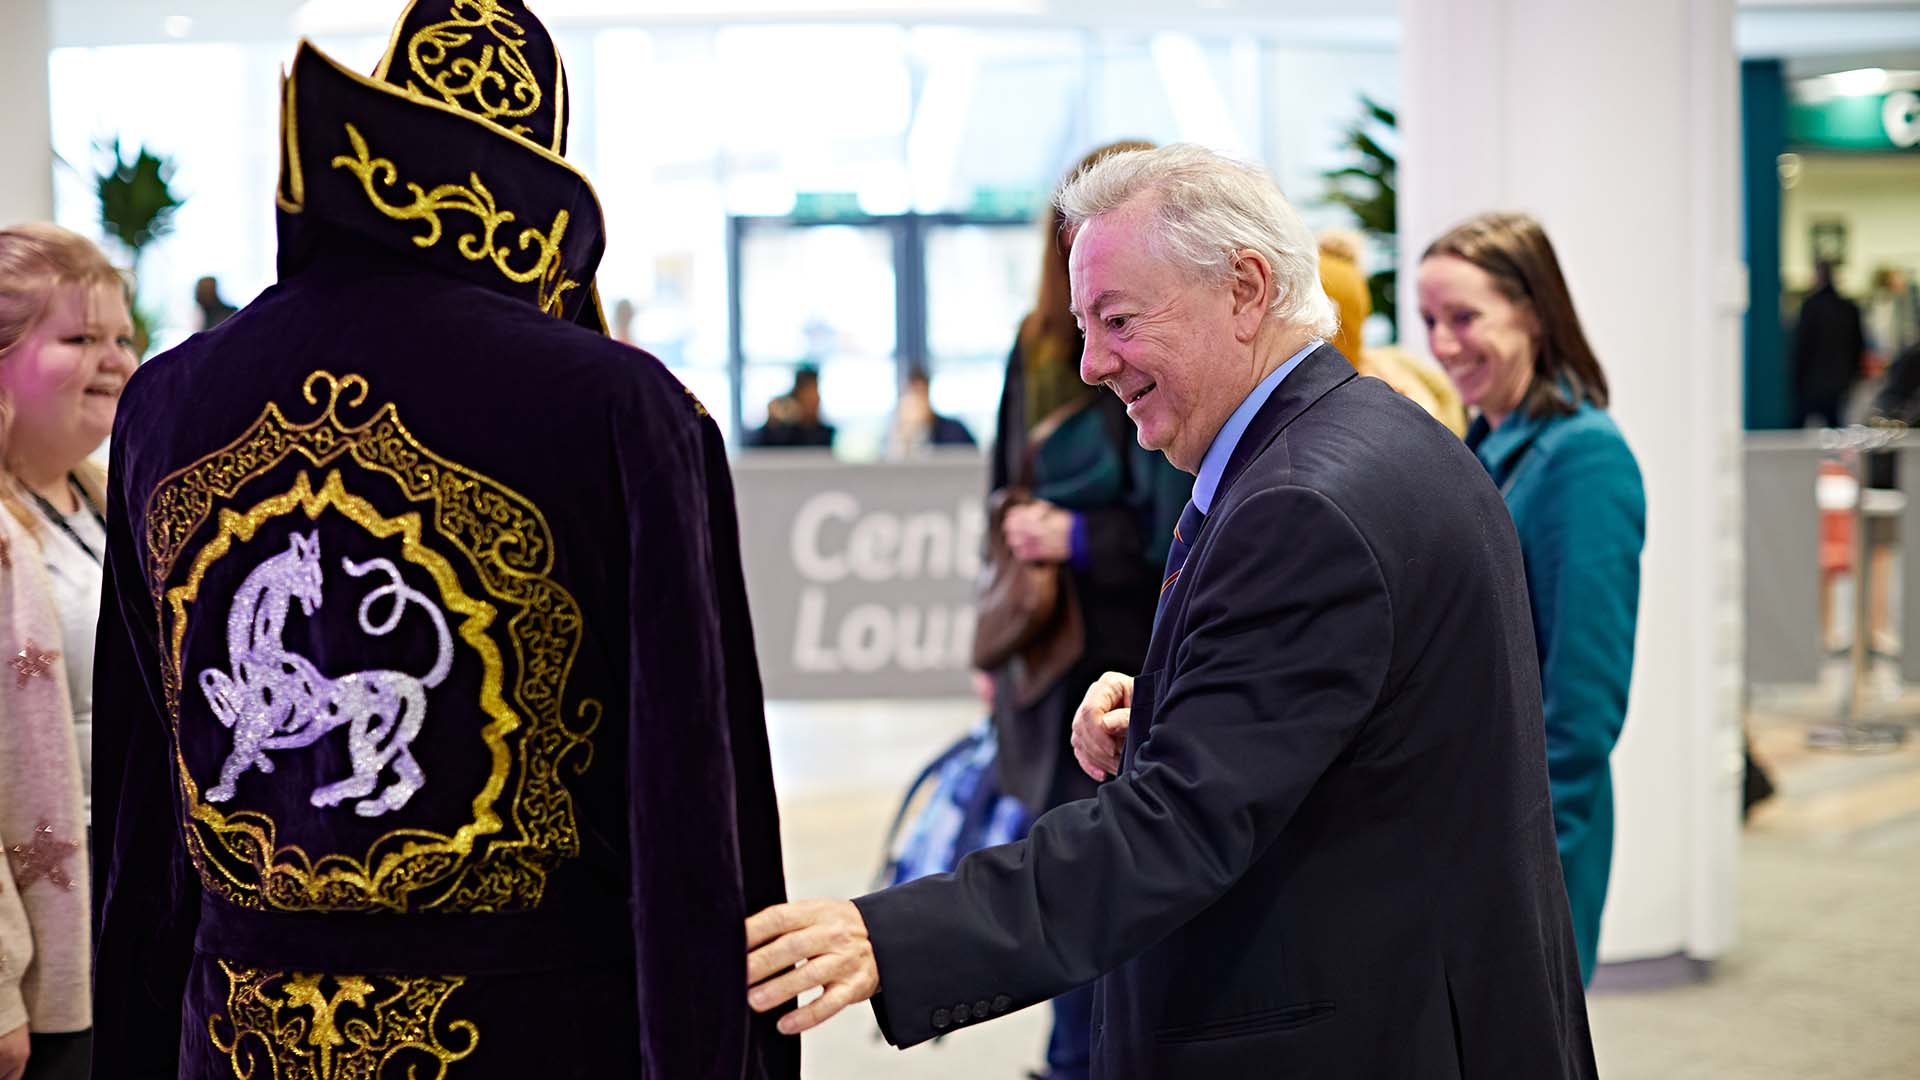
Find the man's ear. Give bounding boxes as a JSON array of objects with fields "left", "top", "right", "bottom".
[{"left": 1228, "top": 248, "right": 1274, "bottom": 341}]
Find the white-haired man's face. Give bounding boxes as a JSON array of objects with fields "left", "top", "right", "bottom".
[{"left": 1070, "top": 198, "right": 1264, "bottom": 474}]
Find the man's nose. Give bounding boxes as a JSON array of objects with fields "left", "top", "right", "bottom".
[{"left": 1080, "top": 338, "right": 1117, "bottom": 386}]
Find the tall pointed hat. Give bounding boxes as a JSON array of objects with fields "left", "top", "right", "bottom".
[{"left": 275, "top": 1, "right": 607, "bottom": 331}]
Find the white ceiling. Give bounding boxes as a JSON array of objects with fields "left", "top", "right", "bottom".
[{"left": 44, "top": 0, "right": 1920, "bottom": 62}]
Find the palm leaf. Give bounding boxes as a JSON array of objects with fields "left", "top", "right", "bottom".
[{"left": 1320, "top": 96, "right": 1400, "bottom": 338}]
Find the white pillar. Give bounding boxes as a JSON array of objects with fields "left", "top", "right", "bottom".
[
  {"left": 0, "top": 0, "right": 54, "bottom": 226},
  {"left": 1399, "top": 0, "right": 1745, "bottom": 972}
]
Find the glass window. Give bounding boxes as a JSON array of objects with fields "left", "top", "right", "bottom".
[
  {"left": 925, "top": 221, "right": 1046, "bottom": 447},
  {"left": 736, "top": 220, "right": 900, "bottom": 459},
  {"left": 44, "top": 21, "right": 1397, "bottom": 437}
]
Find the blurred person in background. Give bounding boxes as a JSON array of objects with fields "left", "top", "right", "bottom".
[
  {"left": 884, "top": 365, "right": 974, "bottom": 457},
  {"left": 1791, "top": 260, "right": 1867, "bottom": 428},
  {"left": 982, "top": 138, "right": 1188, "bottom": 1080},
  {"left": 191, "top": 276, "right": 236, "bottom": 331},
  {"left": 748, "top": 365, "right": 835, "bottom": 448},
  {"left": 0, "top": 222, "right": 133, "bottom": 1080},
  {"left": 1865, "top": 265, "right": 1919, "bottom": 365},
  {"left": 612, "top": 297, "right": 637, "bottom": 345},
  {"left": 1317, "top": 227, "right": 1466, "bottom": 435},
  {"left": 1418, "top": 211, "right": 1645, "bottom": 985}
]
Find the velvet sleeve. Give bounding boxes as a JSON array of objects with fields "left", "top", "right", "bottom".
[
  {"left": 854, "top": 486, "right": 1390, "bottom": 1047},
  {"left": 91, "top": 439, "right": 202, "bottom": 1078},
  {"left": 1528, "top": 428, "right": 1645, "bottom": 866},
  {"left": 615, "top": 409, "right": 796, "bottom": 1079}
]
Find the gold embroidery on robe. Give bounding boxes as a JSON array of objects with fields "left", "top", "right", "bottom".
[
  {"left": 148, "top": 372, "right": 600, "bottom": 913},
  {"left": 329, "top": 123, "right": 577, "bottom": 316},
  {"left": 209, "top": 959, "right": 478, "bottom": 1080}
]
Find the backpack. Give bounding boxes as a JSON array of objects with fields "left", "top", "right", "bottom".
[{"left": 874, "top": 719, "right": 1035, "bottom": 890}]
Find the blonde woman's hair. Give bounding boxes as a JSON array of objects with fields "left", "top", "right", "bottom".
[
  {"left": 1056, "top": 143, "right": 1338, "bottom": 338},
  {"left": 1316, "top": 226, "right": 1366, "bottom": 265},
  {"left": 0, "top": 223, "right": 124, "bottom": 540}
]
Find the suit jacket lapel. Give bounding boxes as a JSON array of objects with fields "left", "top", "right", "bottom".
[
  {"left": 1148, "top": 344, "right": 1356, "bottom": 655},
  {"left": 1214, "top": 344, "right": 1356, "bottom": 509}
]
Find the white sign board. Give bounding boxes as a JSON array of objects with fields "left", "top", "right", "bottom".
[{"left": 733, "top": 451, "right": 986, "bottom": 699}]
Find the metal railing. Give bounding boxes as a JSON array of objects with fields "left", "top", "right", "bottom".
[{"left": 1811, "top": 423, "right": 1910, "bottom": 752}]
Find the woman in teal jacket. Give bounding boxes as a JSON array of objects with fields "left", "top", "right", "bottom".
[{"left": 1417, "top": 212, "right": 1645, "bottom": 984}]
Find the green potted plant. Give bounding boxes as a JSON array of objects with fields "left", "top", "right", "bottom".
[
  {"left": 95, "top": 138, "right": 183, "bottom": 355},
  {"left": 1321, "top": 97, "right": 1397, "bottom": 339}
]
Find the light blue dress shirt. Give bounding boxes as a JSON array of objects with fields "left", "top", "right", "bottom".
[{"left": 1191, "top": 340, "right": 1322, "bottom": 513}]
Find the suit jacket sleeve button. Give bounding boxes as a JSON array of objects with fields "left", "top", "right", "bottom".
[
  {"left": 972, "top": 1000, "right": 990, "bottom": 1019},
  {"left": 932, "top": 1008, "right": 951, "bottom": 1030},
  {"left": 992, "top": 994, "right": 1011, "bottom": 1013},
  {"left": 954, "top": 1002, "right": 970, "bottom": 1022}
]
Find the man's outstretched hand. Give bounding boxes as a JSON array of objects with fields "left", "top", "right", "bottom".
[{"left": 746, "top": 899, "right": 881, "bottom": 1035}]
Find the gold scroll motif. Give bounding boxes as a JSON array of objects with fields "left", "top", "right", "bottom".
[
  {"left": 406, "top": 0, "right": 542, "bottom": 138},
  {"left": 209, "top": 959, "right": 477, "bottom": 1080},
  {"left": 148, "top": 372, "right": 601, "bottom": 913},
  {"left": 329, "top": 123, "right": 577, "bottom": 316}
]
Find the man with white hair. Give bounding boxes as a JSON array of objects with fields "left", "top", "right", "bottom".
[{"left": 747, "top": 144, "right": 1597, "bottom": 1078}]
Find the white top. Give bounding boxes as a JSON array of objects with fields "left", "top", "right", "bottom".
[{"left": 38, "top": 501, "right": 104, "bottom": 815}]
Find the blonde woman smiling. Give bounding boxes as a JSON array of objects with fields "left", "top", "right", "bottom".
[{"left": 0, "top": 223, "right": 135, "bottom": 1080}]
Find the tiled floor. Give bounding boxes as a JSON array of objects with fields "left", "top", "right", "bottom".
[{"left": 763, "top": 695, "right": 1920, "bottom": 1078}]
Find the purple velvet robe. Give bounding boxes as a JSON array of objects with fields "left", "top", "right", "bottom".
[{"left": 89, "top": 30, "right": 797, "bottom": 1080}]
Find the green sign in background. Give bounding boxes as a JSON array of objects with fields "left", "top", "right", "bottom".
[{"left": 1789, "top": 90, "right": 1920, "bottom": 151}]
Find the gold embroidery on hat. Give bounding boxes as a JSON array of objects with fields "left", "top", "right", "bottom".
[
  {"left": 406, "top": 0, "right": 543, "bottom": 140},
  {"left": 148, "top": 371, "right": 601, "bottom": 913},
  {"left": 329, "top": 123, "right": 577, "bottom": 316},
  {"left": 302, "top": 41, "right": 606, "bottom": 247},
  {"left": 277, "top": 69, "right": 306, "bottom": 214},
  {"left": 209, "top": 959, "right": 478, "bottom": 1080}
]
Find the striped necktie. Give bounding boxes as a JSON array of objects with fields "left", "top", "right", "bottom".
[{"left": 1160, "top": 500, "right": 1207, "bottom": 600}]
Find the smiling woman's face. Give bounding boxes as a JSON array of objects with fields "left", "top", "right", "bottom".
[
  {"left": 2, "top": 280, "right": 137, "bottom": 471},
  {"left": 1416, "top": 254, "right": 1539, "bottom": 429}
]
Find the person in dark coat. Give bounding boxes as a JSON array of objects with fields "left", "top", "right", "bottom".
[
  {"left": 193, "top": 276, "right": 238, "bottom": 330},
  {"left": 746, "top": 144, "right": 1595, "bottom": 1079},
  {"left": 88, "top": 6, "right": 797, "bottom": 1078},
  {"left": 747, "top": 366, "right": 835, "bottom": 449},
  {"left": 1792, "top": 260, "right": 1867, "bottom": 428}
]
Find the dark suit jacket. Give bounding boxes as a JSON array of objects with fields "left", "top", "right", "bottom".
[
  {"left": 855, "top": 346, "right": 1595, "bottom": 1078},
  {"left": 91, "top": 244, "right": 797, "bottom": 1079}
]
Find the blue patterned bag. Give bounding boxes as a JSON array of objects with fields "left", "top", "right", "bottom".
[{"left": 876, "top": 719, "right": 1035, "bottom": 889}]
